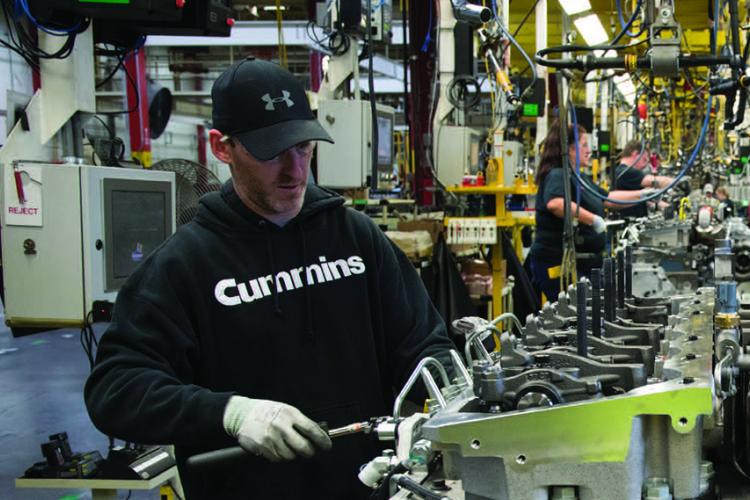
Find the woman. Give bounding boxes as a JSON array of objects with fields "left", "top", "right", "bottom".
[
  {"left": 715, "top": 186, "right": 735, "bottom": 220},
  {"left": 528, "top": 121, "right": 649, "bottom": 302}
]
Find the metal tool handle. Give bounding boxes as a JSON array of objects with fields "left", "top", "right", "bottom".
[{"left": 186, "top": 446, "right": 248, "bottom": 470}]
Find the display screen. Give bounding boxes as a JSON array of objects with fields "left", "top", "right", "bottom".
[
  {"left": 522, "top": 103, "right": 539, "bottom": 117},
  {"left": 103, "top": 178, "right": 172, "bottom": 292},
  {"left": 376, "top": 114, "right": 393, "bottom": 165},
  {"left": 111, "top": 190, "right": 166, "bottom": 280},
  {"left": 470, "top": 138, "right": 480, "bottom": 173}
]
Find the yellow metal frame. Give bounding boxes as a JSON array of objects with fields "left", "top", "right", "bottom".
[{"left": 447, "top": 158, "right": 536, "bottom": 319}]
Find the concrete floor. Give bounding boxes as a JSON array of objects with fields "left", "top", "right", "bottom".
[{"left": 0, "top": 314, "right": 164, "bottom": 500}]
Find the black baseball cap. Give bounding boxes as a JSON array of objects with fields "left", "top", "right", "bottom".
[{"left": 211, "top": 56, "right": 333, "bottom": 161}]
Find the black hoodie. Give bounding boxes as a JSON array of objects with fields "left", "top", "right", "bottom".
[{"left": 84, "top": 182, "right": 455, "bottom": 499}]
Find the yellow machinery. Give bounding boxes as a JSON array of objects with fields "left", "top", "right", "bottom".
[{"left": 446, "top": 159, "right": 536, "bottom": 318}]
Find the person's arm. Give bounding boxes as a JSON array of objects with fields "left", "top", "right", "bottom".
[
  {"left": 642, "top": 174, "right": 674, "bottom": 189},
  {"left": 605, "top": 189, "right": 649, "bottom": 209},
  {"left": 85, "top": 261, "right": 330, "bottom": 462},
  {"left": 546, "top": 197, "right": 598, "bottom": 225},
  {"left": 84, "top": 282, "right": 233, "bottom": 447}
]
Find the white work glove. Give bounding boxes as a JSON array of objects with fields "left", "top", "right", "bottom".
[
  {"left": 223, "top": 396, "right": 332, "bottom": 462},
  {"left": 591, "top": 215, "right": 607, "bottom": 234}
]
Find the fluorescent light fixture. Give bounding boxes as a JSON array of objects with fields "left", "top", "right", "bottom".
[
  {"left": 593, "top": 49, "right": 618, "bottom": 58},
  {"left": 614, "top": 74, "right": 636, "bottom": 105},
  {"left": 558, "top": 0, "right": 592, "bottom": 15},
  {"left": 573, "top": 13, "right": 609, "bottom": 46},
  {"left": 263, "top": 4, "right": 286, "bottom": 11}
]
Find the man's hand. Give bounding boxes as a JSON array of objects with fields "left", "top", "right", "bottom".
[
  {"left": 640, "top": 187, "right": 660, "bottom": 198},
  {"left": 223, "top": 396, "right": 332, "bottom": 462},
  {"left": 591, "top": 215, "right": 607, "bottom": 234}
]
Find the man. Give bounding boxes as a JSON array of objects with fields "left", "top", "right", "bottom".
[
  {"left": 84, "top": 57, "right": 455, "bottom": 499},
  {"left": 614, "top": 140, "right": 675, "bottom": 218},
  {"left": 697, "top": 182, "right": 720, "bottom": 210}
]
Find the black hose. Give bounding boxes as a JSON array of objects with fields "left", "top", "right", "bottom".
[
  {"left": 366, "top": 0, "right": 378, "bottom": 191},
  {"left": 391, "top": 475, "right": 451, "bottom": 500}
]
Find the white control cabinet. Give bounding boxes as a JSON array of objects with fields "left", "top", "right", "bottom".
[
  {"left": 1, "top": 163, "right": 175, "bottom": 328},
  {"left": 436, "top": 126, "right": 482, "bottom": 186},
  {"left": 316, "top": 100, "right": 395, "bottom": 189},
  {"left": 317, "top": 100, "right": 372, "bottom": 188}
]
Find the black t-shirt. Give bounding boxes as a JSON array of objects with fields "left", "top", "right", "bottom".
[
  {"left": 722, "top": 198, "right": 736, "bottom": 219},
  {"left": 530, "top": 167, "right": 607, "bottom": 261},
  {"left": 614, "top": 163, "right": 647, "bottom": 218}
]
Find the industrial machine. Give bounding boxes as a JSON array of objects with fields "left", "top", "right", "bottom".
[
  {"left": 1, "top": 163, "right": 176, "bottom": 329},
  {"left": 352, "top": 234, "right": 750, "bottom": 499},
  {"left": 317, "top": 100, "right": 396, "bottom": 189}
]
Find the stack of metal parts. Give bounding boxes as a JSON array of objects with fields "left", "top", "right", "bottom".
[
  {"left": 620, "top": 214, "right": 705, "bottom": 293},
  {"left": 360, "top": 246, "right": 750, "bottom": 500}
]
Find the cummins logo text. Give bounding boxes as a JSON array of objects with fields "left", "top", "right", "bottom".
[{"left": 214, "top": 254, "right": 366, "bottom": 306}]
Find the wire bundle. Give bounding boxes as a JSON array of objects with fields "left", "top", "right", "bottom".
[
  {"left": 0, "top": 0, "right": 89, "bottom": 68},
  {"left": 305, "top": 20, "right": 350, "bottom": 56},
  {"left": 80, "top": 311, "right": 98, "bottom": 371}
]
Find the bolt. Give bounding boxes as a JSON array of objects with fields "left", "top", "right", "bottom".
[
  {"left": 645, "top": 483, "right": 671, "bottom": 499},
  {"left": 431, "top": 479, "right": 449, "bottom": 491}
]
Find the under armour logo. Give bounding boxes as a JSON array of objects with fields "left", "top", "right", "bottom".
[{"left": 261, "top": 91, "right": 294, "bottom": 111}]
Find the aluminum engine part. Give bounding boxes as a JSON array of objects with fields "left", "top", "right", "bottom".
[{"left": 416, "top": 289, "right": 715, "bottom": 500}]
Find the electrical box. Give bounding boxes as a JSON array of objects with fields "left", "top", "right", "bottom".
[
  {"left": 596, "top": 130, "right": 612, "bottom": 159},
  {"left": 317, "top": 100, "right": 395, "bottom": 189},
  {"left": 1, "top": 164, "right": 175, "bottom": 329},
  {"left": 364, "top": 0, "right": 392, "bottom": 41},
  {"left": 436, "top": 126, "right": 482, "bottom": 186},
  {"left": 502, "top": 141, "right": 524, "bottom": 186}
]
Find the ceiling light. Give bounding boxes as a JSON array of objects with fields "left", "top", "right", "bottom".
[
  {"left": 573, "top": 13, "right": 609, "bottom": 46},
  {"left": 262, "top": 5, "right": 286, "bottom": 11},
  {"left": 614, "top": 74, "right": 636, "bottom": 105},
  {"left": 593, "top": 49, "right": 617, "bottom": 58},
  {"left": 558, "top": 0, "right": 592, "bottom": 15}
]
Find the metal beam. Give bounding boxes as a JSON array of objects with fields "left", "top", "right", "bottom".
[
  {"left": 356, "top": 76, "right": 411, "bottom": 94},
  {"left": 145, "top": 20, "right": 408, "bottom": 47}
]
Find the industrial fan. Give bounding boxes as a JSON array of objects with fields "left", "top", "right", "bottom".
[{"left": 150, "top": 159, "right": 222, "bottom": 226}]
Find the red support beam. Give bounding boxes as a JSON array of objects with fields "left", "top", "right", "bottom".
[
  {"left": 309, "top": 51, "right": 322, "bottom": 92},
  {"left": 197, "top": 124, "right": 207, "bottom": 166},
  {"left": 408, "top": 0, "right": 436, "bottom": 206},
  {"left": 124, "top": 49, "right": 151, "bottom": 167}
]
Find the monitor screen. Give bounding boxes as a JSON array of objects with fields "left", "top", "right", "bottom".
[
  {"left": 103, "top": 179, "right": 172, "bottom": 292},
  {"left": 376, "top": 113, "right": 393, "bottom": 165},
  {"left": 469, "top": 137, "right": 480, "bottom": 174}
]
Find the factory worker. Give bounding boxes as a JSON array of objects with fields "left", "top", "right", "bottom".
[
  {"left": 529, "top": 121, "right": 653, "bottom": 302},
  {"left": 614, "top": 139, "right": 676, "bottom": 218},
  {"left": 85, "top": 57, "right": 455, "bottom": 500}
]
